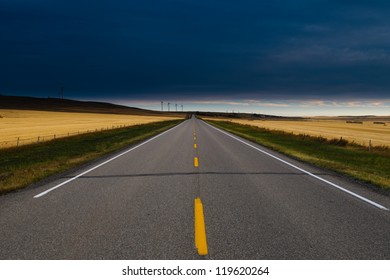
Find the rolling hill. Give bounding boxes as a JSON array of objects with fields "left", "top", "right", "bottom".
[{"left": 0, "top": 95, "right": 183, "bottom": 117}]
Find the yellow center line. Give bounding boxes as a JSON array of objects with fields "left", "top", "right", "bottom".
[
  {"left": 194, "top": 157, "right": 199, "bottom": 167},
  {"left": 194, "top": 143, "right": 197, "bottom": 149},
  {"left": 194, "top": 198, "right": 208, "bottom": 255}
]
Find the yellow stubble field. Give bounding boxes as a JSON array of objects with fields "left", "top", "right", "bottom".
[
  {"left": 0, "top": 110, "right": 180, "bottom": 148},
  {"left": 207, "top": 117, "right": 390, "bottom": 147}
]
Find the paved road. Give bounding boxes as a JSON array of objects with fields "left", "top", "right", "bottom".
[{"left": 1, "top": 116, "right": 390, "bottom": 259}]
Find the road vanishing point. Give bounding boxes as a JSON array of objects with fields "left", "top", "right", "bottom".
[{"left": 1, "top": 116, "right": 390, "bottom": 259}]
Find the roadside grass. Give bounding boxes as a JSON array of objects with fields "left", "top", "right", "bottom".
[
  {"left": 211, "top": 117, "right": 390, "bottom": 147},
  {"left": 0, "top": 119, "right": 182, "bottom": 194},
  {"left": 207, "top": 120, "right": 390, "bottom": 190}
]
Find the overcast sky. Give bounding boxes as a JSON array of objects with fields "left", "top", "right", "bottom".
[{"left": 1, "top": 0, "right": 390, "bottom": 115}]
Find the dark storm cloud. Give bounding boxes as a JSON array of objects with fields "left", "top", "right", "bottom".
[{"left": 1, "top": 0, "right": 390, "bottom": 100}]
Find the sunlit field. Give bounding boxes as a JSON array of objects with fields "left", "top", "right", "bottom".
[
  {"left": 0, "top": 110, "right": 181, "bottom": 148},
  {"left": 205, "top": 117, "right": 390, "bottom": 147}
]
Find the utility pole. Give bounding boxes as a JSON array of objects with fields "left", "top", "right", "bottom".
[
  {"left": 175, "top": 103, "right": 178, "bottom": 112},
  {"left": 161, "top": 101, "right": 163, "bottom": 112},
  {"left": 60, "top": 86, "right": 64, "bottom": 99},
  {"left": 181, "top": 104, "right": 183, "bottom": 112},
  {"left": 168, "top": 102, "right": 171, "bottom": 112}
]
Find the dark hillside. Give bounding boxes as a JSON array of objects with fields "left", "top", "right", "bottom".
[{"left": 0, "top": 95, "right": 184, "bottom": 117}]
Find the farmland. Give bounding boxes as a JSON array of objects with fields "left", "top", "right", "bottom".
[
  {"left": 204, "top": 116, "right": 390, "bottom": 147},
  {"left": 0, "top": 109, "right": 181, "bottom": 148}
]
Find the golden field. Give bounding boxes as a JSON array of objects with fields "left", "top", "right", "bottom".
[
  {"left": 206, "top": 117, "right": 390, "bottom": 147},
  {"left": 0, "top": 110, "right": 181, "bottom": 148}
]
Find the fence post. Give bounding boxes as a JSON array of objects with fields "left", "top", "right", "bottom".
[
  {"left": 37, "top": 136, "right": 40, "bottom": 143},
  {"left": 368, "top": 140, "right": 372, "bottom": 151},
  {"left": 17, "top": 137, "right": 19, "bottom": 147}
]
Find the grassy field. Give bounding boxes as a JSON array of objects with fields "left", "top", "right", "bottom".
[
  {"left": 204, "top": 117, "right": 390, "bottom": 147},
  {"left": 206, "top": 120, "right": 390, "bottom": 190},
  {"left": 0, "top": 109, "right": 180, "bottom": 148},
  {"left": 0, "top": 119, "right": 182, "bottom": 194}
]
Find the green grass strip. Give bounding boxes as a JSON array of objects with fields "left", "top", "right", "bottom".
[
  {"left": 207, "top": 120, "right": 390, "bottom": 190},
  {"left": 0, "top": 119, "right": 183, "bottom": 194}
]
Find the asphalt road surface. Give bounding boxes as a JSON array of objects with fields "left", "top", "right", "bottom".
[{"left": 1, "top": 116, "right": 390, "bottom": 259}]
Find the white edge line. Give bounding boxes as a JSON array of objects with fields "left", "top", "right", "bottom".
[
  {"left": 34, "top": 121, "right": 186, "bottom": 198},
  {"left": 203, "top": 121, "right": 389, "bottom": 211}
]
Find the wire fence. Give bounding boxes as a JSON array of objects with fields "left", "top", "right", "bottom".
[{"left": 0, "top": 123, "right": 142, "bottom": 149}]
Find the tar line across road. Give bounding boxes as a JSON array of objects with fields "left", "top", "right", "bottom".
[
  {"left": 1, "top": 116, "right": 390, "bottom": 259},
  {"left": 203, "top": 121, "right": 388, "bottom": 212},
  {"left": 33, "top": 121, "right": 186, "bottom": 198}
]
